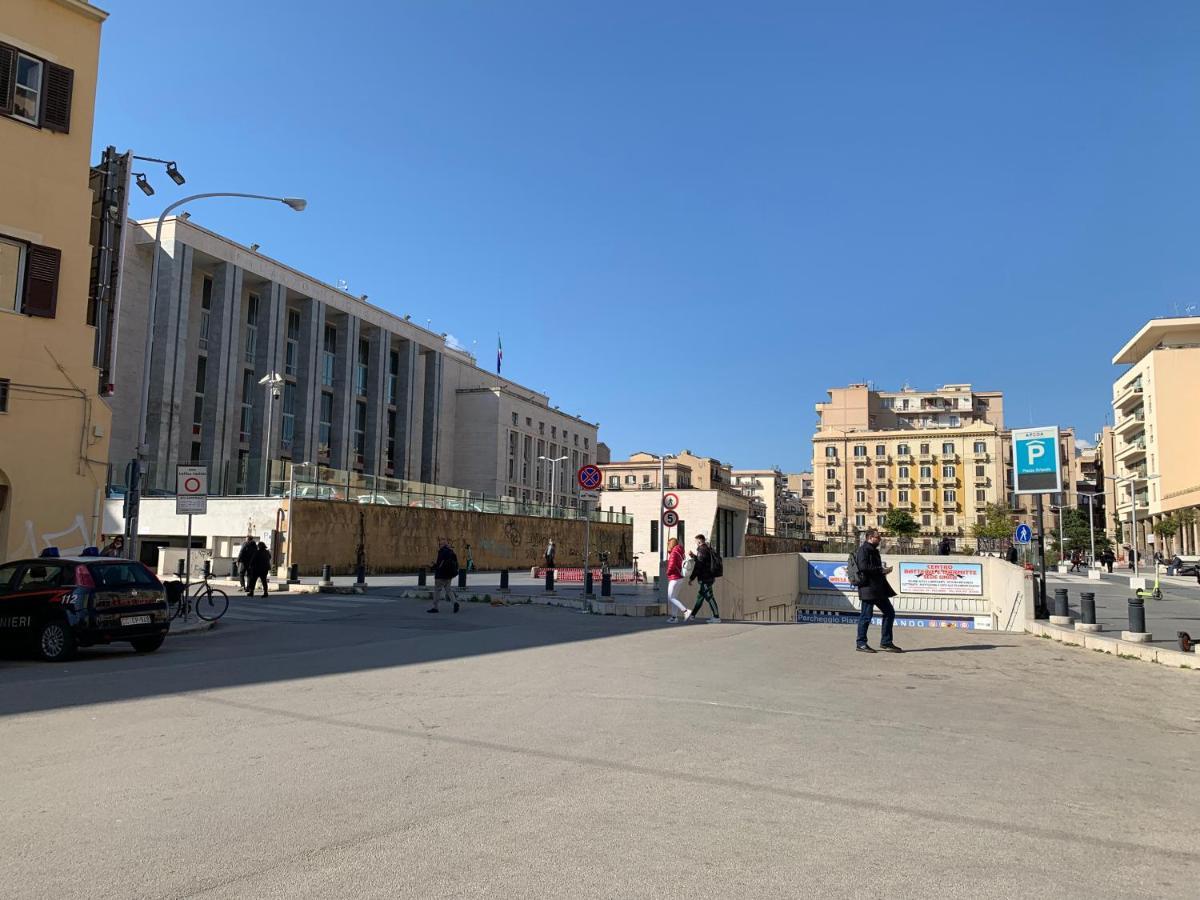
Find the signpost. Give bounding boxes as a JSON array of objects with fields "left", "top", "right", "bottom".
[
  {"left": 577, "top": 465, "right": 603, "bottom": 599},
  {"left": 176, "top": 465, "right": 208, "bottom": 594},
  {"left": 662, "top": 509, "right": 679, "bottom": 529},
  {"left": 1011, "top": 427, "right": 1062, "bottom": 619},
  {"left": 1014, "top": 524, "right": 1032, "bottom": 545},
  {"left": 662, "top": 492, "right": 680, "bottom": 511}
]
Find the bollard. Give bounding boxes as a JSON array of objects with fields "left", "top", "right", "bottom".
[
  {"left": 319, "top": 564, "right": 333, "bottom": 588},
  {"left": 458, "top": 568, "right": 467, "bottom": 589},
  {"left": 356, "top": 564, "right": 366, "bottom": 585},
  {"left": 499, "top": 569, "right": 509, "bottom": 591},
  {"left": 1127, "top": 597, "right": 1146, "bottom": 635},
  {"left": 418, "top": 567, "right": 427, "bottom": 587},
  {"left": 175, "top": 558, "right": 186, "bottom": 579},
  {"left": 1053, "top": 588, "right": 1069, "bottom": 618},
  {"left": 601, "top": 572, "right": 612, "bottom": 597},
  {"left": 202, "top": 559, "right": 211, "bottom": 579},
  {"left": 584, "top": 570, "right": 594, "bottom": 596},
  {"left": 287, "top": 563, "right": 300, "bottom": 584},
  {"left": 1080, "top": 592, "right": 1096, "bottom": 624},
  {"left": 545, "top": 569, "right": 555, "bottom": 592}
]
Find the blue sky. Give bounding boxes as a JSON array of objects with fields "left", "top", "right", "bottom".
[{"left": 94, "top": 1, "right": 1200, "bottom": 470}]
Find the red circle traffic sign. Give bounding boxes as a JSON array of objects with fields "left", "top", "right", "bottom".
[
  {"left": 662, "top": 509, "right": 679, "bottom": 528},
  {"left": 577, "top": 464, "right": 602, "bottom": 490},
  {"left": 662, "top": 492, "right": 679, "bottom": 510},
  {"left": 183, "top": 477, "right": 202, "bottom": 493}
]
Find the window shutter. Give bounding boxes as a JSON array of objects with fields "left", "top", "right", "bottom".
[
  {"left": 0, "top": 43, "right": 14, "bottom": 116},
  {"left": 41, "top": 63, "right": 73, "bottom": 133},
  {"left": 22, "top": 244, "right": 61, "bottom": 318}
]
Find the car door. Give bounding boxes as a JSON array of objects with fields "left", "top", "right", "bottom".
[
  {"left": 2, "top": 562, "right": 69, "bottom": 647},
  {"left": 0, "top": 562, "right": 26, "bottom": 648}
]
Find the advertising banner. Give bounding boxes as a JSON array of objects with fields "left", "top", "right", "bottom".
[
  {"left": 807, "top": 560, "right": 855, "bottom": 592},
  {"left": 796, "top": 610, "right": 983, "bottom": 630},
  {"left": 898, "top": 561, "right": 983, "bottom": 596}
]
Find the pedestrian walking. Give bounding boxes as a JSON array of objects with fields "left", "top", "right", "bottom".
[
  {"left": 665, "top": 537, "right": 692, "bottom": 623},
  {"left": 1101, "top": 548, "right": 1115, "bottom": 573},
  {"left": 687, "top": 534, "right": 721, "bottom": 623},
  {"left": 545, "top": 539, "right": 556, "bottom": 571},
  {"left": 429, "top": 539, "right": 460, "bottom": 614},
  {"left": 853, "top": 528, "right": 902, "bottom": 653},
  {"left": 248, "top": 541, "right": 272, "bottom": 597},
  {"left": 1070, "top": 549, "right": 1083, "bottom": 573},
  {"left": 937, "top": 536, "right": 952, "bottom": 555},
  {"left": 236, "top": 537, "right": 257, "bottom": 590},
  {"left": 465, "top": 543, "right": 475, "bottom": 572}
]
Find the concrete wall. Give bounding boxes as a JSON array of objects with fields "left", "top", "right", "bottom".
[
  {"left": 287, "top": 500, "right": 633, "bottom": 575},
  {"left": 711, "top": 551, "right": 1033, "bottom": 631}
]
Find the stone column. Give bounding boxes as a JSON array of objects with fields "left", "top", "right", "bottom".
[
  {"left": 420, "top": 349, "right": 442, "bottom": 483},
  {"left": 364, "top": 327, "right": 391, "bottom": 476},
  {"left": 200, "top": 262, "right": 239, "bottom": 489},
  {"left": 292, "top": 297, "right": 321, "bottom": 465},
  {"left": 329, "top": 314, "right": 359, "bottom": 470}
]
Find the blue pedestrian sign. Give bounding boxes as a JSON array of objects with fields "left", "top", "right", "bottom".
[
  {"left": 1011, "top": 426, "right": 1062, "bottom": 495},
  {"left": 1014, "top": 524, "right": 1032, "bottom": 545}
]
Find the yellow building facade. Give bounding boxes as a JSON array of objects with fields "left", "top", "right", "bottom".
[{"left": 0, "top": 0, "right": 110, "bottom": 558}]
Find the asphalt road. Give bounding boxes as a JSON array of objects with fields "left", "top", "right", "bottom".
[
  {"left": 1046, "top": 569, "right": 1200, "bottom": 646},
  {"left": 2, "top": 590, "right": 1199, "bottom": 899}
]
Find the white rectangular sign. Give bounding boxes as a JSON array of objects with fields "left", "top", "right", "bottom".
[
  {"left": 176, "top": 465, "right": 209, "bottom": 515},
  {"left": 898, "top": 561, "right": 984, "bottom": 596},
  {"left": 579, "top": 490, "right": 600, "bottom": 500}
]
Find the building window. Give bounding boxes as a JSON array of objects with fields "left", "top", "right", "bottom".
[
  {"left": 12, "top": 53, "right": 44, "bottom": 125},
  {"left": 318, "top": 392, "right": 333, "bottom": 454},
  {"left": 855, "top": 514, "right": 866, "bottom": 527},
  {"left": 285, "top": 309, "right": 300, "bottom": 377},
  {"left": 0, "top": 237, "right": 25, "bottom": 312},
  {"left": 0, "top": 378, "right": 8, "bottom": 412},
  {"left": 974, "top": 441, "right": 987, "bottom": 454},
  {"left": 827, "top": 515, "right": 836, "bottom": 526},
  {"left": 946, "top": 514, "right": 955, "bottom": 526},
  {"left": 386, "top": 410, "right": 397, "bottom": 470},
  {"left": 877, "top": 490, "right": 887, "bottom": 503},
  {"left": 826, "top": 467, "right": 836, "bottom": 479},
  {"left": 322, "top": 324, "right": 336, "bottom": 387},
  {"left": 920, "top": 443, "right": 930, "bottom": 454},
  {"left": 876, "top": 467, "right": 886, "bottom": 479},
  {"left": 239, "top": 369, "right": 254, "bottom": 441},
  {"left": 190, "top": 441, "right": 201, "bottom": 464},
  {"left": 898, "top": 490, "right": 909, "bottom": 502},
  {"left": 388, "top": 350, "right": 399, "bottom": 405},
  {"left": 877, "top": 514, "right": 886, "bottom": 526},
  {"left": 896, "top": 443, "right": 909, "bottom": 455},
  {"left": 853, "top": 445, "right": 866, "bottom": 457},
  {"left": 192, "top": 355, "right": 207, "bottom": 430},
  {"left": 942, "top": 442, "right": 954, "bottom": 454},
  {"left": 650, "top": 520, "right": 659, "bottom": 553},
  {"left": 875, "top": 444, "right": 886, "bottom": 457},
  {"left": 948, "top": 416, "right": 960, "bottom": 426},
  {"left": 512, "top": 412, "right": 518, "bottom": 426},
  {"left": 625, "top": 475, "right": 636, "bottom": 484},
  {"left": 825, "top": 446, "right": 837, "bottom": 458},
  {"left": 942, "top": 465, "right": 955, "bottom": 478},
  {"left": 975, "top": 465, "right": 985, "bottom": 477},
  {"left": 898, "top": 466, "right": 909, "bottom": 478},
  {"left": 826, "top": 491, "right": 836, "bottom": 502},
  {"left": 281, "top": 383, "right": 296, "bottom": 449},
  {"left": 922, "top": 514, "right": 931, "bottom": 526},
  {"left": 539, "top": 421, "right": 545, "bottom": 435},
  {"left": 943, "top": 489, "right": 957, "bottom": 503},
  {"left": 921, "top": 490, "right": 931, "bottom": 502},
  {"left": 976, "top": 489, "right": 986, "bottom": 502},
  {"left": 584, "top": 437, "right": 589, "bottom": 449},
  {"left": 244, "top": 294, "right": 259, "bottom": 364},
  {"left": 881, "top": 397, "right": 894, "bottom": 409},
  {"left": 920, "top": 466, "right": 932, "bottom": 479},
  {"left": 353, "top": 403, "right": 367, "bottom": 462},
  {"left": 356, "top": 338, "right": 369, "bottom": 397},
  {"left": 199, "top": 276, "right": 213, "bottom": 350},
  {"left": 526, "top": 417, "right": 532, "bottom": 427},
  {"left": 609, "top": 476, "right": 619, "bottom": 488}
]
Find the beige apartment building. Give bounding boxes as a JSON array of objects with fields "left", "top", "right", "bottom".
[
  {"left": 1110, "top": 317, "right": 1200, "bottom": 557},
  {"left": 786, "top": 471, "right": 814, "bottom": 536},
  {"left": 0, "top": 0, "right": 111, "bottom": 558},
  {"left": 812, "top": 384, "right": 1008, "bottom": 547},
  {"left": 731, "top": 467, "right": 806, "bottom": 537}
]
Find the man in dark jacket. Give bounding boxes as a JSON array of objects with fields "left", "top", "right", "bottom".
[
  {"left": 855, "top": 529, "right": 901, "bottom": 653},
  {"left": 937, "top": 536, "right": 952, "bottom": 556},
  {"left": 237, "top": 537, "right": 257, "bottom": 590},
  {"left": 687, "top": 534, "right": 720, "bottom": 623},
  {"left": 1006, "top": 545, "right": 1019, "bottom": 565},
  {"left": 248, "top": 541, "right": 272, "bottom": 597},
  {"left": 429, "top": 539, "right": 460, "bottom": 614}
]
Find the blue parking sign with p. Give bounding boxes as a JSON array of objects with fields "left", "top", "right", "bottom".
[{"left": 1011, "top": 426, "right": 1062, "bottom": 494}]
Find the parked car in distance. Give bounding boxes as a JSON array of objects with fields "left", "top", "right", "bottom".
[
  {"left": 0, "top": 550, "right": 170, "bottom": 662},
  {"left": 284, "top": 484, "right": 345, "bottom": 501}
]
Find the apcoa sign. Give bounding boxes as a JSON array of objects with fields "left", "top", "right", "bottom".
[{"left": 1011, "top": 426, "right": 1061, "bottom": 495}]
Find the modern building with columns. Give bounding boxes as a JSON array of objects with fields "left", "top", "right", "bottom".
[{"left": 108, "top": 216, "right": 599, "bottom": 502}]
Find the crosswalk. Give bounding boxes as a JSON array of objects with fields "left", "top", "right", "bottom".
[{"left": 217, "top": 594, "right": 408, "bottom": 623}]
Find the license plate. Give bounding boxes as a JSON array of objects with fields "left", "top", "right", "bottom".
[{"left": 121, "top": 615, "right": 152, "bottom": 626}]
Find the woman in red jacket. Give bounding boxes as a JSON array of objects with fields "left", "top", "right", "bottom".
[{"left": 666, "top": 537, "right": 692, "bottom": 623}]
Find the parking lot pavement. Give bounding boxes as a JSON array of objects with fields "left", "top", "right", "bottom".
[{"left": 2, "top": 597, "right": 1199, "bottom": 899}]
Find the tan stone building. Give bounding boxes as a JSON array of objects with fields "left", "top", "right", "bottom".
[
  {"left": 731, "top": 467, "right": 806, "bottom": 537},
  {"left": 812, "top": 384, "right": 1007, "bottom": 548},
  {"left": 1110, "top": 317, "right": 1200, "bottom": 557},
  {"left": 786, "top": 471, "right": 814, "bottom": 536},
  {"left": 0, "top": 0, "right": 111, "bottom": 558}
]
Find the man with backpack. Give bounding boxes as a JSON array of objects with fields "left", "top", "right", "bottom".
[
  {"left": 687, "top": 534, "right": 722, "bottom": 623},
  {"left": 850, "top": 528, "right": 902, "bottom": 653},
  {"left": 429, "top": 539, "right": 460, "bottom": 614}
]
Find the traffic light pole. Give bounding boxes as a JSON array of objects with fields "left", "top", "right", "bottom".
[{"left": 1035, "top": 493, "right": 1048, "bottom": 618}]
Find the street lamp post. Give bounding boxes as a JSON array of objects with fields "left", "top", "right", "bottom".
[
  {"left": 259, "top": 372, "right": 284, "bottom": 494},
  {"left": 125, "top": 192, "right": 306, "bottom": 560},
  {"left": 1105, "top": 473, "right": 1160, "bottom": 583},
  {"left": 537, "top": 454, "right": 569, "bottom": 518}
]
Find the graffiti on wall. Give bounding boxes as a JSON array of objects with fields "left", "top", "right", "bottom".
[{"left": 11, "top": 514, "right": 94, "bottom": 558}]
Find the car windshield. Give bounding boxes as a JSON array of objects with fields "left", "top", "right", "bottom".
[{"left": 90, "top": 562, "right": 159, "bottom": 590}]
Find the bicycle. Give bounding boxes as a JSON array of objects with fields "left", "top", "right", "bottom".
[{"left": 169, "top": 572, "right": 229, "bottom": 621}]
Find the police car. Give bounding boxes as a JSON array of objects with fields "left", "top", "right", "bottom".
[{"left": 0, "top": 549, "right": 169, "bottom": 662}]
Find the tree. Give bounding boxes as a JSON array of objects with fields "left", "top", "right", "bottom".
[
  {"left": 970, "top": 503, "right": 1016, "bottom": 542},
  {"left": 1153, "top": 514, "right": 1181, "bottom": 552},
  {"left": 883, "top": 508, "right": 919, "bottom": 539},
  {"left": 1057, "top": 507, "right": 1111, "bottom": 555}
]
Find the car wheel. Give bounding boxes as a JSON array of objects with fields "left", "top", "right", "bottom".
[
  {"left": 37, "top": 620, "right": 76, "bottom": 663},
  {"left": 130, "top": 635, "right": 165, "bottom": 654}
]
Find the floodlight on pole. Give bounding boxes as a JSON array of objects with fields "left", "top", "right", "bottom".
[{"left": 134, "top": 173, "right": 154, "bottom": 196}]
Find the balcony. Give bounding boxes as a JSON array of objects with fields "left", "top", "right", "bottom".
[
  {"left": 972, "top": 452, "right": 990, "bottom": 462},
  {"left": 974, "top": 476, "right": 991, "bottom": 487},
  {"left": 919, "top": 498, "right": 936, "bottom": 510},
  {"left": 942, "top": 453, "right": 960, "bottom": 463},
  {"left": 894, "top": 452, "right": 913, "bottom": 463},
  {"left": 1115, "top": 408, "right": 1146, "bottom": 437},
  {"left": 1114, "top": 435, "right": 1146, "bottom": 463},
  {"left": 918, "top": 477, "right": 937, "bottom": 488},
  {"left": 1113, "top": 380, "right": 1144, "bottom": 412},
  {"left": 853, "top": 478, "right": 869, "bottom": 488},
  {"left": 917, "top": 452, "right": 935, "bottom": 463}
]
